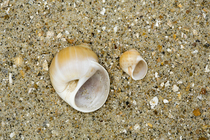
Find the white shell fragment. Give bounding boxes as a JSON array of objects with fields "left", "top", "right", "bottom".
[
  {"left": 9, "top": 73, "right": 13, "bottom": 85},
  {"left": 205, "top": 65, "right": 210, "bottom": 72},
  {"left": 42, "top": 60, "right": 48, "bottom": 71},
  {"left": 119, "top": 49, "right": 148, "bottom": 80},
  {"left": 10, "top": 132, "right": 15, "bottom": 138},
  {"left": 100, "top": 8, "right": 106, "bottom": 15},
  {"left": 150, "top": 96, "right": 158, "bottom": 109},
  {"left": 172, "top": 85, "right": 179, "bottom": 92},
  {"left": 49, "top": 44, "right": 110, "bottom": 113},
  {"left": 163, "top": 99, "right": 169, "bottom": 104}
]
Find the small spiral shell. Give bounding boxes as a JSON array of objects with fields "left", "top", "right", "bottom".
[{"left": 119, "top": 49, "right": 148, "bottom": 80}]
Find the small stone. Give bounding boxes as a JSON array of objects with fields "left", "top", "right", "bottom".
[
  {"left": 160, "top": 82, "right": 164, "bottom": 87},
  {"left": 42, "top": 60, "right": 48, "bottom": 71},
  {"left": 177, "top": 93, "right": 181, "bottom": 100},
  {"left": 180, "top": 45, "right": 184, "bottom": 49},
  {"left": 46, "top": 31, "right": 54, "bottom": 38},
  {"left": 177, "top": 80, "right": 183, "bottom": 84},
  {"left": 134, "top": 124, "right": 140, "bottom": 130},
  {"left": 178, "top": 4, "right": 182, "bottom": 8},
  {"left": 167, "top": 20, "right": 172, "bottom": 27},
  {"left": 186, "top": 10, "right": 191, "bottom": 14},
  {"left": 202, "top": 8, "right": 208, "bottom": 13},
  {"left": 192, "top": 29, "right": 198, "bottom": 35},
  {"left": 19, "top": 70, "right": 25, "bottom": 77},
  {"left": 167, "top": 48, "right": 172, "bottom": 52},
  {"left": 155, "top": 72, "right": 159, "bottom": 78},
  {"left": 192, "top": 42, "right": 197, "bottom": 47},
  {"left": 157, "top": 45, "right": 162, "bottom": 52},
  {"left": 9, "top": 73, "right": 12, "bottom": 85},
  {"left": 10, "top": 132, "right": 15, "bottom": 138},
  {"left": 193, "top": 108, "right": 201, "bottom": 116},
  {"left": 122, "top": 129, "right": 127, "bottom": 133},
  {"left": 185, "top": 84, "right": 191, "bottom": 91},
  {"left": 204, "top": 65, "right": 210, "bottom": 72},
  {"left": 192, "top": 50, "right": 198, "bottom": 54},
  {"left": 102, "top": 26, "right": 106, "bottom": 31},
  {"left": 168, "top": 113, "right": 173, "bottom": 118},
  {"left": 173, "top": 34, "right": 176, "bottom": 39},
  {"left": 57, "top": 33, "right": 62, "bottom": 38},
  {"left": 100, "top": 8, "right": 106, "bottom": 15},
  {"left": 14, "top": 56, "right": 23, "bottom": 66},
  {"left": 197, "top": 95, "right": 202, "bottom": 100},
  {"left": 66, "top": 39, "right": 75, "bottom": 44},
  {"left": 52, "top": 130, "right": 59, "bottom": 136},
  {"left": 165, "top": 81, "right": 170, "bottom": 87},
  {"left": 133, "top": 100, "right": 137, "bottom": 105},
  {"left": 172, "top": 85, "right": 179, "bottom": 92},
  {"left": 61, "top": 38, "right": 66, "bottom": 41},
  {"left": 114, "top": 26, "right": 118, "bottom": 33},
  {"left": 163, "top": 99, "right": 169, "bottom": 103},
  {"left": 147, "top": 123, "right": 153, "bottom": 128},
  {"left": 203, "top": 43, "right": 209, "bottom": 48},
  {"left": 198, "top": 137, "right": 207, "bottom": 140},
  {"left": 200, "top": 88, "right": 206, "bottom": 95},
  {"left": 1, "top": 0, "right": 9, "bottom": 8},
  {"left": 149, "top": 96, "right": 158, "bottom": 109}
]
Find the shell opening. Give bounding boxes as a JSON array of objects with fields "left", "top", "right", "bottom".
[
  {"left": 75, "top": 70, "right": 109, "bottom": 111},
  {"left": 133, "top": 60, "right": 147, "bottom": 80}
]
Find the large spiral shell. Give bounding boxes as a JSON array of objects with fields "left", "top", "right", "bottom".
[{"left": 50, "top": 44, "right": 110, "bottom": 113}]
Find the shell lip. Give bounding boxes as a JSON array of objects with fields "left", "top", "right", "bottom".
[
  {"left": 131, "top": 57, "right": 148, "bottom": 80},
  {"left": 66, "top": 61, "right": 110, "bottom": 113}
]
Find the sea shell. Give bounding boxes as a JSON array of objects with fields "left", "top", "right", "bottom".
[
  {"left": 49, "top": 44, "right": 110, "bottom": 113},
  {"left": 119, "top": 49, "right": 148, "bottom": 80}
]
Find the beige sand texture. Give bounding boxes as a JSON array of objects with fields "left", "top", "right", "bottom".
[{"left": 0, "top": 0, "right": 210, "bottom": 139}]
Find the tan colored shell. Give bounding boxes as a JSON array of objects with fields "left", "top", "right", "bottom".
[
  {"left": 50, "top": 44, "right": 110, "bottom": 113},
  {"left": 119, "top": 49, "right": 148, "bottom": 80}
]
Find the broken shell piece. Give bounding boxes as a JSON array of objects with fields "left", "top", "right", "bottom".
[{"left": 119, "top": 49, "right": 148, "bottom": 80}]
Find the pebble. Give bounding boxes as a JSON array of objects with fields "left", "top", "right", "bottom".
[
  {"left": 172, "top": 85, "right": 179, "bottom": 92},
  {"left": 150, "top": 96, "right": 158, "bottom": 109},
  {"left": 9, "top": 73, "right": 12, "bottom": 85},
  {"left": 193, "top": 108, "right": 201, "bottom": 116},
  {"left": 163, "top": 99, "right": 169, "bottom": 103},
  {"left": 165, "top": 81, "right": 170, "bottom": 87},
  {"left": 10, "top": 132, "right": 15, "bottom": 138},
  {"left": 204, "top": 65, "right": 210, "bottom": 72},
  {"left": 147, "top": 123, "right": 153, "bottom": 128},
  {"left": 56, "top": 33, "right": 62, "bottom": 38},
  {"left": 114, "top": 26, "right": 118, "bottom": 33},
  {"left": 100, "top": 8, "right": 106, "bottom": 15},
  {"left": 134, "top": 124, "right": 140, "bottom": 130},
  {"left": 200, "top": 88, "right": 206, "bottom": 95},
  {"left": 155, "top": 72, "right": 159, "bottom": 78},
  {"left": 14, "top": 56, "right": 23, "bottom": 66},
  {"left": 42, "top": 60, "right": 48, "bottom": 71},
  {"left": 46, "top": 31, "right": 54, "bottom": 38}
]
